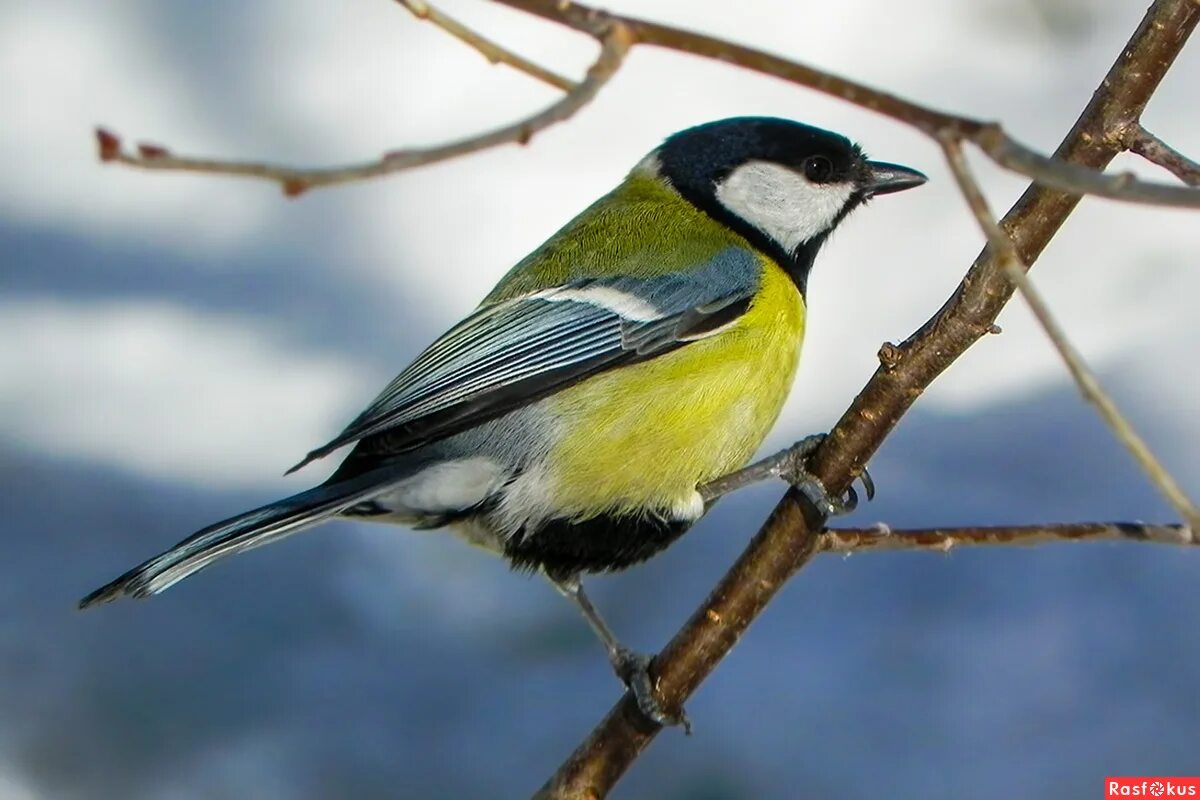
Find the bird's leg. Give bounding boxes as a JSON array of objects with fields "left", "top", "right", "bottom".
[
  {"left": 547, "top": 571, "right": 690, "bottom": 732},
  {"left": 699, "top": 433, "right": 874, "bottom": 516}
]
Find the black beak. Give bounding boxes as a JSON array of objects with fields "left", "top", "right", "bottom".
[{"left": 862, "top": 160, "right": 928, "bottom": 197}]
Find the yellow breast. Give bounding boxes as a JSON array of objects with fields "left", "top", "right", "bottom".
[{"left": 542, "top": 256, "right": 805, "bottom": 519}]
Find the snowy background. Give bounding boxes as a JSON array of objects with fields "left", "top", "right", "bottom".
[{"left": 1, "top": 1, "right": 1198, "bottom": 798}]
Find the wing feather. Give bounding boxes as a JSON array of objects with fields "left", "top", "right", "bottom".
[{"left": 287, "top": 248, "right": 764, "bottom": 472}]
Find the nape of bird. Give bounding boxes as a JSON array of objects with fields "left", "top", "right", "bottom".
[{"left": 80, "top": 117, "right": 926, "bottom": 726}]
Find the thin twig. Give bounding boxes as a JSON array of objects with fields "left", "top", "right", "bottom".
[
  {"left": 1124, "top": 122, "right": 1200, "bottom": 185},
  {"left": 822, "top": 522, "right": 1196, "bottom": 553},
  {"left": 397, "top": 0, "right": 576, "bottom": 91},
  {"left": 940, "top": 134, "right": 1200, "bottom": 533},
  {"left": 973, "top": 125, "right": 1200, "bottom": 206},
  {"left": 93, "top": 20, "right": 632, "bottom": 196}
]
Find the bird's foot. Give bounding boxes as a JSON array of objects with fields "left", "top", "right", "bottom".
[
  {"left": 778, "top": 434, "right": 875, "bottom": 518},
  {"left": 612, "top": 647, "right": 691, "bottom": 734}
]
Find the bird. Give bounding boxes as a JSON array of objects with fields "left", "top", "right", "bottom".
[{"left": 80, "top": 116, "right": 926, "bottom": 724}]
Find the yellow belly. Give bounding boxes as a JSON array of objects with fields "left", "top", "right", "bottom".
[{"left": 542, "top": 257, "right": 805, "bottom": 518}]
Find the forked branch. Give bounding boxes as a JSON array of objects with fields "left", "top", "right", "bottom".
[
  {"left": 939, "top": 135, "right": 1200, "bottom": 532},
  {"left": 1124, "top": 122, "right": 1200, "bottom": 185}
]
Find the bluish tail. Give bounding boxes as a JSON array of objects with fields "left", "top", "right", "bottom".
[{"left": 79, "top": 469, "right": 401, "bottom": 608}]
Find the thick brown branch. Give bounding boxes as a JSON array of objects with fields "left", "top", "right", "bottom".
[
  {"left": 1124, "top": 122, "right": 1200, "bottom": 185},
  {"left": 497, "top": 0, "right": 1200, "bottom": 208},
  {"left": 93, "top": 20, "right": 632, "bottom": 196},
  {"left": 537, "top": 1, "right": 1199, "bottom": 797},
  {"left": 822, "top": 522, "right": 1197, "bottom": 553}
]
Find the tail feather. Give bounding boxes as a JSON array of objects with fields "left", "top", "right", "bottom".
[{"left": 78, "top": 469, "right": 403, "bottom": 609}]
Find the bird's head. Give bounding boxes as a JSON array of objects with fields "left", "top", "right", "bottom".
[{"left": 648, "top": 117, "right": 927, "bottom": 291}]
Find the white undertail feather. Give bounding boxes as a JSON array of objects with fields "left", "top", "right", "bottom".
[
  {"left": 670, "top": 490, "right": 706, "bottom": 523},
  {"left": 493, "top": 463, "right": 557, "bottom": 539},
  {"left": 379, "top": 457, "right": 509, "bottom": 514}
]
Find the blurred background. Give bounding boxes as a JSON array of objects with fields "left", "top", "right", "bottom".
[{"left": 2, "top": 1, "right": 1198, "bottom": 797}]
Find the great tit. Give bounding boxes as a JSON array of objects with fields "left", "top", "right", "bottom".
[{"left": 80, "top": 117, "right": 925, "bottom": 723}]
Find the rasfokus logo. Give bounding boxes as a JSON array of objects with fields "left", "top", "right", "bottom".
[{"left": 1106, "top": 777, "right": 1200, "bottom": 797}]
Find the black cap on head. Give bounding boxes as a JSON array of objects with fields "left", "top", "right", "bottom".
[
  {"left": 652, "top": 117, "right": 925, "bottom": 293},
  {"left": 657, "top": 117, "right": 864, "bottom": 198}
]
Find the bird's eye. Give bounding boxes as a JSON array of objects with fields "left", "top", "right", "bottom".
[{"left": 802, "top": 155, "right": 834, "bottom": 183}]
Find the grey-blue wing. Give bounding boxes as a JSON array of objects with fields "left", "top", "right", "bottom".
[{"left": 287, "top": 247, "right": 762, "bottom": 472}]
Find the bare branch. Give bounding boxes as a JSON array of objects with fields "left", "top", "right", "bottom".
[
  {"left": 1124, "top": 122, "right": 1200, "bottom": 185},
  {"left": 940, "top": 134, "right": 1200, "bottom": 532},
  {"left": 397, "top": 0, "right": 576, "bottom": 91},
  {"left": 92, "top": 0, "right": 1200, "bottom": 207},
  {"left": 537, "top": 2, "right": 1200, "bottom": 796},
  {"left": 93, "top": 20, "right": 632, "bottom": 196},
  {"left": 496, "top": 0, "right": 1200, "bottom": 209},
  {"left": 823, "top": 522, "right": 1197, "bottom": 553},
  {"left": 974, "top": 125, "right": 1200, "bottom": 206}
]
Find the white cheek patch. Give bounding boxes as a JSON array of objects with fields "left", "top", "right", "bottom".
[{"left": 714, "top": 161, "right": 855, "bottom": 253}]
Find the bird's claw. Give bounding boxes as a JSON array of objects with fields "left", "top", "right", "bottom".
[
  {"left": 781, "top": 434, "right": 875, "bottom": 518},
  {"left": 798, "top": 477, "right": 857, "bottom": 517},
  {"left": 612, "top": 647, "right": 691, "bottom": 734}
]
